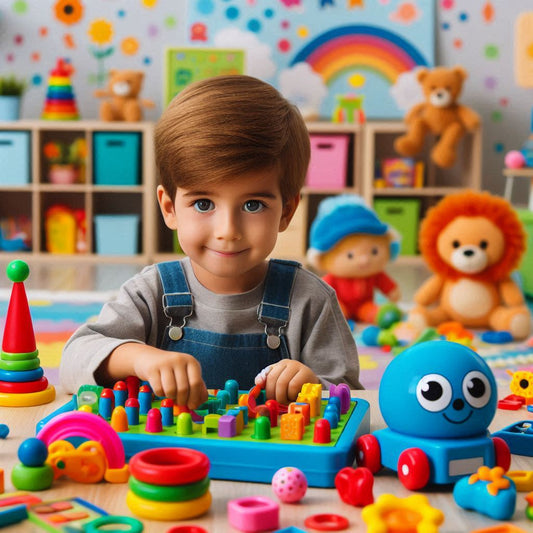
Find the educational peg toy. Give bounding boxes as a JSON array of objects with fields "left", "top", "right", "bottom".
[{"left": 0, "top": 260, "right": 55, "bottom": 407}]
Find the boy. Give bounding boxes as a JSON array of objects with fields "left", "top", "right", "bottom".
[{"left": 60, "top": 75, "right": 362, "bottom": 408}]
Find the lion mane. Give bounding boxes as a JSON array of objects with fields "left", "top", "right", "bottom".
[{"left": 419, "top": 190, "right": 526, "bottom": 282}]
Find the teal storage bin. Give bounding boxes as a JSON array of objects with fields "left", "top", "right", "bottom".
[
  {"left": 93, "top": 132, "right": 141, "bottom": 185},
  {"left": 374, "top": 198, "right": 421, "bottom": 256},
  {"left": 0, "top": 131, "right": 30, "bottom": 185},
  {"left": 94, "top": 214, "right": 140, "bottom": 255},
  {"left": 517, "top": 209, "right": 533, "bottom": 297}
]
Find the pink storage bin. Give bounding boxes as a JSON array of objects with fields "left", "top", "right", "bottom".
[{"left": 306, "top": 134, "right": 350, "bottom": 189}]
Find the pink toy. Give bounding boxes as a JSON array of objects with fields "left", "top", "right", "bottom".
[
  {"left": 505, "top": 150, "right": 526, "bottom": 169},
  {"left": 228, "top": 496, "right": 279, "bottom": 532},
  {"left": 272, "top": 466, "right": 308, "bottom": 503}
]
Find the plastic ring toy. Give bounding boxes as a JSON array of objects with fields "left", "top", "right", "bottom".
[
  {"left": 304, "top": 513, "right": 350, "bottom": 531},
  {"left": 0, "top": 358, "right": 40, "bottom": 371},
  {"left": 0, "top": 367, "right": 43, "bottom": 383},
  {"left": 129, "top": 475, "right": 210, "bottom": 502},
  {"left": 0, "top": 386, "right": 55, "bottom": 407},
  {"left": 83, "top": 515, "right": 144, "bottom": 533},
  {"left": 129, "top": 448, "right": 210, "bottom": 486},
  {"left": 126, "top": 490, "right": 212, "bottom": 521},
  {"left": 166, "top": 527, "right": 208, "bottom": 533},
  {"left": 0, "top": 351, "right": 38, "bottom": 361},
  {"left": 0, "top": 377, "right": 48, "bottom": 394}
]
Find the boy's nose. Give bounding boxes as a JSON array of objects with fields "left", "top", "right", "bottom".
[{"left": 214, "top": 211, "right": 242, "bottom": 240}]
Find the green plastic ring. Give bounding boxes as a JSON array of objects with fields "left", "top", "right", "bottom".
[
  {"left": 0, "top": 358, "right": 40, "bottom": 371},
  {"left": 83, "top": 515, "right": 144, "bottom": 533},
  {"left": 1, "top": 350, "right": 38, "bottom": 362},
  {"left": 128, "top": 475, "right": 210, "bottom": 502}
]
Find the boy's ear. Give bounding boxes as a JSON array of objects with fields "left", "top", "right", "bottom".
[
  {"left": 157, "top": 185, "right": 177, "bottom": 230},
  {"left": 278, "top": 194, "right": 300, "bottom": 232}
]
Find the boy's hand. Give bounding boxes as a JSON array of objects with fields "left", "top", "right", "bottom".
[
  {"left": 133, "top": 351, "right": 208, "bottom": 410},
  {"left": 256, "top": 360, "right": 319, "bottom": 405}
]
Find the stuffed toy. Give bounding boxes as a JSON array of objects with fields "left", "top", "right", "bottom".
[
  {"left": 307, "top": 195, "right": 401, "bottom": 324},
  {"left": 394, "top": 66, "right": 480, "bottom": 168},
  {"left": 93, "top": 70, "right": 155, "bottom": 121},
  {"left": 409, "top": 190, "right": 531, "bottom": 340}
]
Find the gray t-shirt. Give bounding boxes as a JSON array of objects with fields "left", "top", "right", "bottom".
[{"left": 59, "top": 258, "right": 362, "bottom": 393}]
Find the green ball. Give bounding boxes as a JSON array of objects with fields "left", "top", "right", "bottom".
[
  {"left": 377, "top": 330, "right": 398, "bottom": 347},
  {"left": 376, "top": 303, "right": 402, "bottom": 329},
  {"left": 11, "top": 463, "right": 54, "bottom": 491},
  {"left": 6, "top": 260, "right": 29, "bottom": 283}
]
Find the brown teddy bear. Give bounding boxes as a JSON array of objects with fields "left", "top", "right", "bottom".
[
  {"left": 394, "top": 66, "right": 480, "bottom": 168},
  {"left": 409, "top": 191, "right": 531, "bottom": 340},
  {"left": 94, "top": 70, "right": 155, "bottom": 121}
]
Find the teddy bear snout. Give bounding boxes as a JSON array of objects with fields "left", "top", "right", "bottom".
[
  {"left": 112, "top": 81, "right": 132, "bottom": 96},
  {"left": 429, "top": 89, "right": 452, "bottom": 108},
  {"left": 451, "top": 245, "right": 488, "bottom": 274}
]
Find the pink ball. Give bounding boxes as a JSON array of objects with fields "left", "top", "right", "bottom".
[
  {"left": 272, "top": 466, "right": 307, "bottom": 503},
  {"left": 504, "top": 150, "right": 526, "bottom": 169}
]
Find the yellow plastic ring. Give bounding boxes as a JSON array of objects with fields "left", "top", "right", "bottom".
[
  {"left": 126, "top": 490, "right": 211, "bottom": 521},
  {"left": 0, "top": 386, "right": 55, "bottom": 407}
]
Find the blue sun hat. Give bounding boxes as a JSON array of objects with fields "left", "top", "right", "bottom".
[{"left": 307, "top": 195, "right": 400, "bottom": 264}]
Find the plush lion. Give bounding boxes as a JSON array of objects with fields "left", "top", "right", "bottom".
[
  {"left": 409, "top": 191, "right": 531, "bottom": 340},
  {"left": 394, "top": 66, "right": 480, "bottom": 168},
  {"left": 94, "top": 70, "right": 155, "bottom": 121}
]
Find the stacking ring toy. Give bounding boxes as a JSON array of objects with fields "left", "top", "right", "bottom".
[
  {"left": 83, "top": 515, "right": 144, "bottom": 532},
  {"left": 166, "top": 527, "right": 208, "bottom": 533},
  {"left": 0, "top": 351, "right": 38, "bottom": 361},
  {"left": 0, "top": 387, "right": 55, "bottom": 407},
  {"left": 0, "top": 377, "right": 48, "bottom": 394},
  {"left": 126, "top": 490, "right": 212, "bottom": 521},
  {"left": 0, "top": 358, "right": 40, "bottom": 372},
  {"left": 0, "top": 367, "right": 43, "bottom": 383},
  {"left": 304, "top": 514, "right": 350, "bottom": 531},
  {"left": 129, "top": 448, "right": 210, "bottom": 486},
  {"left": 129, "top": 475, "right": 210, "bottom": 502}
]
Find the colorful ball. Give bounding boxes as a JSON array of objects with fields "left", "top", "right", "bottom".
[
  {"left": 272, "top": 466, "right": 307, "bottom": 503},
  {"left": 18, "top": 437, "right": 48, "bottom": 467},
  {"left": 504, "top": 150, "right": 526, "bottom": 169}
]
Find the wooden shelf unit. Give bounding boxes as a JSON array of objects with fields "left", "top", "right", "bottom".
[{"left": 0, "top": 120, "right": 157, "bottom": 263}]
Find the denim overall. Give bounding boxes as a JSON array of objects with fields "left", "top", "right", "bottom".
[{"left": 157, "top": 259, "right": 299, "bottom": 389}]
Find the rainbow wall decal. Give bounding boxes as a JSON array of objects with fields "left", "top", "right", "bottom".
[{"left": 290, "top": 25, "right": 428, "bottom": 85}]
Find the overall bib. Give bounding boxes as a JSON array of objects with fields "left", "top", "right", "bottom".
[{"left": 157, "top": 259, "right": 299, "bottom": 389}]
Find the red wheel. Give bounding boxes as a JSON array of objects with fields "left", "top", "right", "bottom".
[
  {"left": 397, "top": 448, "right": 430, "bottom": 490},
  {"left": 492, "top": 437, "right": 511, "bottom": 472},
  {"left": 355, "top": 434, "right": 381, "bottom": 473}
]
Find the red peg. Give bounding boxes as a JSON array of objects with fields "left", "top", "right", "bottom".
[{"left": 313, "top": 418, "right": 331, "bottom": 443}]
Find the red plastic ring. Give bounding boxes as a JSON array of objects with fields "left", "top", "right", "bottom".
[
  {"left": 167, "top": 526, "right": 207, "bottom": 533},
  {"left": 304, "top": 513, "right": 350, "bottom": 531},
  {"left": 0, "top": 377, "right": 48, "bottom": 394},
  {"left": 129, "top": 447, "right": 210, "bottom": 486}
]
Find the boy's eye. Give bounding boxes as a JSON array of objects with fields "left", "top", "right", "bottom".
[
  {"left": 193, "top": 199, "right": 214, "bottom": 212},
  {"left": 243, "top": 200, "right": 264, "bottom": 213}
]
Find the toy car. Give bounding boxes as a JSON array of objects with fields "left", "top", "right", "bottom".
[{"left": 356, "top": 340, "right": 510, "bottom": 490}]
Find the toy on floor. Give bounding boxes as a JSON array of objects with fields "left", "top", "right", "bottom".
[
  {"left": 453, "top": 466, "right": 516, "bottom": 521},
  {"left": 307, "top": 195, "right": 401, "bottom": 324},
  {"left": 93, "top": 70, "right": 155, "bottom": 121},
  {"left": 272, "top": 467, "right": 307, "bottom": 503},
  {"left": 11, "top": 438, "right": 54, "bottom": 491},
  {"left": 127, "top": 447, "right": 211, "bottom": 521},
  {"left": 409, "top": 191, "right": 531, "bottom": 340},
  {"left": 356, "top": 340, "right": 511, "bottom": 490},
  {"left": 228, "top": 496, "right": 279, "bottom": 532},
  {"left": 394, "top": 66, "right": 480, "bottom": 168},
  {"left": 0, "top": 260, "right": 55, "bottom": 407},
  {"left": 507, "top": 369, "right": 533, "bottom": 405},
  {"left": 39, "top": 379, "right": 370, "bottom": 488},
  {"left": 334, "top": 466, "right": 374, "bottom": 507},
  {"left": 493, "top": 420, "right": 533, "bottom": 457},
  {"left": 41, "top": 58, "right": 80, "bottom": 120},
  {"left": 526, "top": 491, "right": 533, "bottom": 520}
]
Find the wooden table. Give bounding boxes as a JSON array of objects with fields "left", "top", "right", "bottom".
[{"left": 1, "top": 388, "right": 532, "bottom": 532}]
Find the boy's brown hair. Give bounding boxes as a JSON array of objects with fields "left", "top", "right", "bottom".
[{"left": 155, "top": 75, "right": 310, "bottom": 202}]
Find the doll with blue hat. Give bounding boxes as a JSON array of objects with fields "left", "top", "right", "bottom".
[{"left": 307, "top": 195, "right": 401, "bottom": 324}]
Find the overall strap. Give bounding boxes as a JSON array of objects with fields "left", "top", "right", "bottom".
[
  {"left": 258, "top": 259, "right": 300, "bottom": 349},
  {"left": 157, "top": 261, "right": 193, "bottom": 341}
]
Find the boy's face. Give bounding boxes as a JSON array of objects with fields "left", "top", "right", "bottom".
[{"left": 158, "top": 168, "right": 299, "bottom": 294}]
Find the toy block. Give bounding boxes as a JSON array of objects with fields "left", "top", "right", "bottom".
[
  {"left": 218, "top": 415, "right": 237, "bottom": 438},
  {"left": 227, "top": 409, "right": 244, "bottom": 435},
  {"left": 288, "top": 402, "right": 311, "bottom": 425},
  {"left": 297, "top": 393, "right": 320, "bottom": 418},
  {"left": 280, "top": 413, "right": 304, "bottom": 441},
  {"left": 202, "top": 413, "right": 221, "bottom": 436}
]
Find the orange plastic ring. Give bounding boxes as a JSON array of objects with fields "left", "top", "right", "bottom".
[
  {"left": 304, "top": 514, "right": 349, "bottom": 531},
  {"left": 129, "top": 447, "right": 210, "bottom": 486}
]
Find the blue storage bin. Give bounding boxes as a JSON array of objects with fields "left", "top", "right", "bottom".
[
  {"left": 0, "top": 131, "right": 31, "bottom": 185},
  {"left": 93, "top": 132, "right": 141, "bottom": 185},
  {"left": 94, "top": 214, "right": 140, "bottom": 255}
]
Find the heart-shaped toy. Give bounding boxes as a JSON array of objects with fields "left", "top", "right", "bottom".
[{"left": 335, "top": 466, "right": 374, "bottom": 507}]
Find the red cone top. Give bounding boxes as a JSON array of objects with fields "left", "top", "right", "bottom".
[
  {"left": 50, "top": 58, "right": 73, "bottom": 77},
  {"left": 2, "top": 261, "right": 37, "bottom": 355}
]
